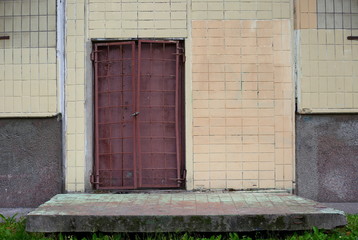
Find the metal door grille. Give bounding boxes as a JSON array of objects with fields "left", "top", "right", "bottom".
[{"left": 93, "top": 40, "right": 185, "bottom": 190}]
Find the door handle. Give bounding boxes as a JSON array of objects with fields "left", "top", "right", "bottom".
[{"left": 131, "top": 112, "right": 140, "bottom": 117}]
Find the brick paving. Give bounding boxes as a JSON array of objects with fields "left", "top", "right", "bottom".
[{"left": 26, "top": 191, "right": 347, "bottom": 233}]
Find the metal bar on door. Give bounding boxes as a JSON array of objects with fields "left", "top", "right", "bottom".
[
  {"left": 94, "top": 44, "right": 100, "bottom": 189},
  {"left": 175, "top": 41, "right": 181, "bottom": 187},
  {"left": 131, "top": 41, "right": 137, "bottom": 189},
  {"left": 106, "top": 45, "right": 113, "bottom": 188},
  {"left": 94, "top": 41, "right": 138, "bottom": 189},
  {"left": 137, "top": 40, "right": 142, "bottom": 188}
]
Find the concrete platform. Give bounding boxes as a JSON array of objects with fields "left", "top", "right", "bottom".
[{"left": 26, "top": 192, "right": 347, "bottom": 233}]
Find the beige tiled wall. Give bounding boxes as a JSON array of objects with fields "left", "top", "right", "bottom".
[
  {"left": 65, "top": 0, "right": 189, "bottom": 192},
  {"left": 65, "top": 0, "right": 295, "bottom": 191},
  {"left": 294, "top": 0, "right": 317, "bottom": 29},
  {"left": 295, "top": 0, "right": 358, "bottom": 112},
  {"left": 65, "top": 0, "right": 87, "bottom": 192},
  {"left": 298, "top": 29, "right": 358, "bottom": 112},
  {"left": 191, "top": 0, "right": 291, "bottom": 20},
  {"left": 192, "top": 19, "right": 294, "bottom": 190},
  {"left": 88, "top": 0, "right": 187, "bottom": 38},
  {"left": 0, "top": 0, "right": 57, "bottom": 116}
]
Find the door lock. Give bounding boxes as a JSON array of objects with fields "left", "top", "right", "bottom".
[{"left": 131, "top": 112, "right": 140, "bottom": 117}]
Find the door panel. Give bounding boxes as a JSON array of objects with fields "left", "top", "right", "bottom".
[
  {"left": 93, "top": 40, "right": 184, "bottom": 190},
  {"left": 94, "top": 42, "right": 136, "bottom": 189},
  {"left": 137, "top": 41, "right": 179, "bottom": 188}
]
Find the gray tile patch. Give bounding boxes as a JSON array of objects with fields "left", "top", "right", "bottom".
[
  {"left": 342, "top": 0, "right": 351, "bottom": 13},
  {"left": 317, "top": 0, "right": 326, "bottom": 13},
  {"left": 334, "top": 13, "right": 343, "bottom": 28},
  {"left": 326, "top": 13, "right": 335, "bottom": 28},
  {"left": 326, "top": 0, "right": 334, "bottom": 13},
  {"left": 353, "top": 1, "right": 358, "bottom": 13},
  {"left": 353, "top": 14, "right": 358, "bottom": 28},
  {"left": 334, "top": 0, "right": 343, "bottom": 12},
  {"left": 318, "top": 13, "right": 326, "bottom": 29},
  {"left": 344, "top": 14, "right": 353, "bottom": 28},
  {"left": 317, "top": 0, "right": 358, "bottom": 29}
]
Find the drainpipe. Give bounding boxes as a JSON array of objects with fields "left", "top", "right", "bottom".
[{"left": 57, "top": 0, "right": 66, "bottom": 193}]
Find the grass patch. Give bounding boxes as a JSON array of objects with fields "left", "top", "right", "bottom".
[
  {"left": 0, "top": 214, "right": 357, "bottom": 240},
  {"left": 0, "top": 214, "right": 49, "bottom": 240}
]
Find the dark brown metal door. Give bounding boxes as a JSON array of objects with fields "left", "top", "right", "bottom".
[{"left": 93, "top": 40, "right": 184, "bottom": 190}]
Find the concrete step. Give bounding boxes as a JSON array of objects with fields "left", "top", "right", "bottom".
[{"left": 26, "top": 192, "right": 347, "bottom": 233}]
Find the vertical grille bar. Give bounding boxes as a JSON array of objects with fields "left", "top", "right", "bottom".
[
  {"left": 137, "top": 41, "right": 142, "bottom": 188},
  {"left": 94, "top": 44, "right": 100, "bottom": 189},
  {"left": 131, "top": 42, "right": 138, "bottom": 189},
  {"left": 175, "top": 41, "right": 181, "bottom": 187}
]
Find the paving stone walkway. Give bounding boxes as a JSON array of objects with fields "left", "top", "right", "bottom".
[{"left": 26, "top": 191, "right": 347, "bottom": 233}]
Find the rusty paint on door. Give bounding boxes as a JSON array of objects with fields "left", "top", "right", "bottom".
[{"left": 93, "top": 40, "right": 185, "bottom": 190}]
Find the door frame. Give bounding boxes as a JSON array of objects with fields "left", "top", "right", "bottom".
[{"left": 90, "top": 39, "right": 186, "bottom": 190}]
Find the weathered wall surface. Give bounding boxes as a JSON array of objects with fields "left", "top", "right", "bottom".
[
  {"left": 295, "top": 0, "right": 358, "bottom": 203},
  {"left": 65, "top": 0, "right": 189, "bottom": 192},
  {"left": 0, "top": 0, "right": 58, "bottom": 116},
  {"left": 0, "top": 117, "right": 62, "bottom": 207},
  {"left": 295, "top": 0, "right": 358, "bottom": 112},
  {"left": 296, "top": 114, "right": 358, "bottom": 202},
  {"left": 190, "top": 0, "right": 294, "bottom": 190},
  {"left": 88, "top": 0, "right": 187, "bottom": 38},
  {"left": 65, "top": 0, "right": 295, "bottom": 192},
  {"left": 191, "top": 19, "right": 294, "bottom": 190}
]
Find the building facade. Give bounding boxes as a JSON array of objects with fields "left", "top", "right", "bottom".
[
  {"left": 0, "top": 0, "right": 356, "bottom": 207},
  {"left": 295, "top": 0, "right": 358, "bottom": 202}
]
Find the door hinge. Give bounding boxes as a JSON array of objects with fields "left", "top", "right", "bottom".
[
  {"left": 90, "top": 50, "right": 101, "bottom": 61},
  {"left": 175, "top": 46, "right": 185, "bottom": 62},
  {"left": 90, "top": 174, "right": 99, "bottom": 184},
  {"left": 169, "top": 169, "right": 187, "bottom": 183},
  {"left": 169, "top": 177, "right": 186, "bottom": 183}
]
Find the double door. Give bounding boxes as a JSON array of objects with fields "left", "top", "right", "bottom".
[{"left": 92, "top": 40, "right": 185, "bottom": 189}]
